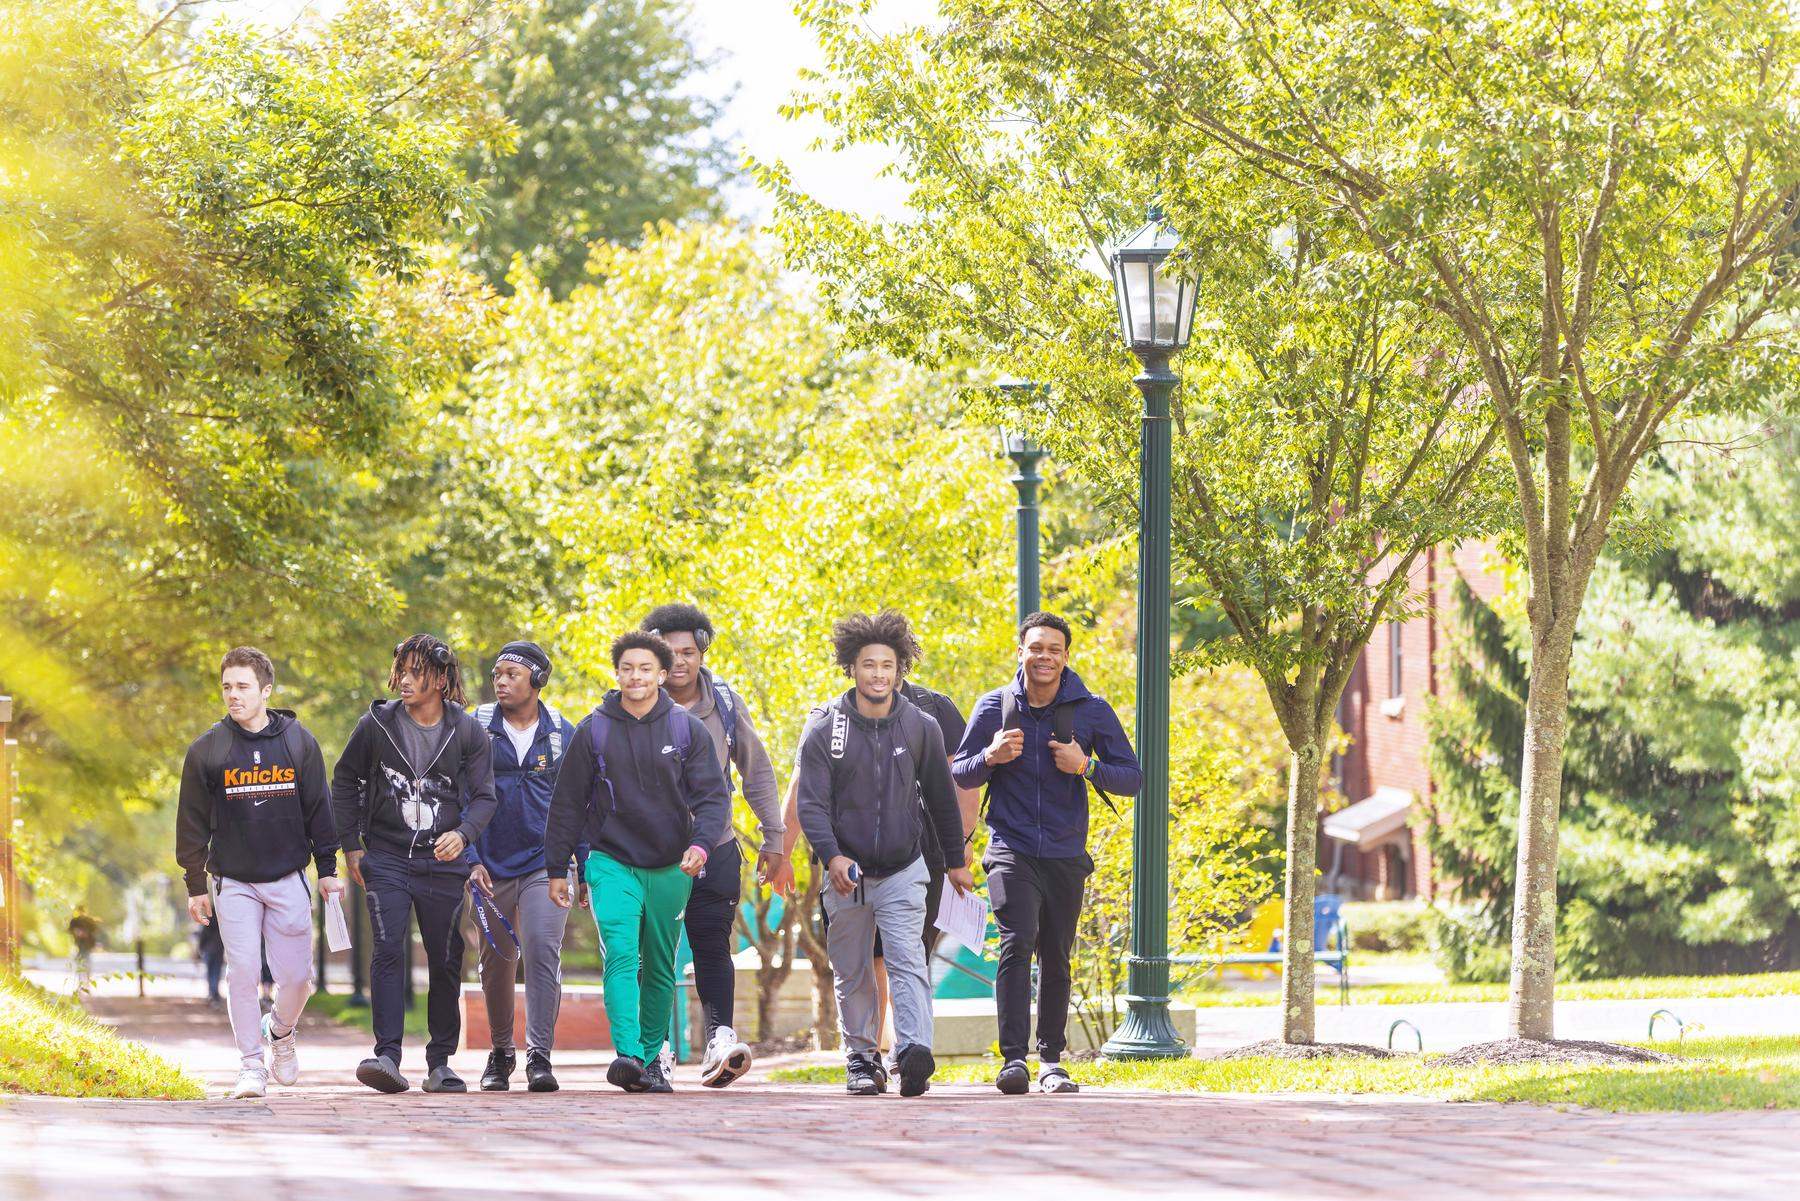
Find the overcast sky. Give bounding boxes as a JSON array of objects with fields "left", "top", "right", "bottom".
[{"left": 228, "top": 0, "right": 936, "bottom": 223}]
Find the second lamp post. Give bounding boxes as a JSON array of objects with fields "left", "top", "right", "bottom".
[{"left": 997, "top": 377, "right": 1048, "bottom": 623}]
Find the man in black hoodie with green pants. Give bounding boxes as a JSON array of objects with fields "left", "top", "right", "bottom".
[
  {"left": 176, "top": 646, "right": 342, "bottom": 1099},
  {"left": 331, "top": 635, "right": 497, "bottom": 1095},
  {"left": 543, "top": 630, "right": 730, "bottom": 1093}
]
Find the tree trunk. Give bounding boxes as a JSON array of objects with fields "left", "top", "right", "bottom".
[
  {"left": 1279, "top": 740, "right": 1323, "bottom": 1044},
  {"left": 1507, "top": 618, "right": 1578, "bottom": 1040},
  {"left": 794, "top": 890, "right": 839, "bottom": 1050}
]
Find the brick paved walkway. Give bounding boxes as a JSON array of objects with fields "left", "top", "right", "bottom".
[{"left": 2, "top": 996, "right": 1794, "bottom": 1200}]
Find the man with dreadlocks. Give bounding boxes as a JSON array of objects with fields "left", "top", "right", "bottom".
[
  {"left": 331, "top": 634, "right": 497, "bottom": 1094},
  {"left": 794, "top": 610, "right": 970, "bottom": 1098}
]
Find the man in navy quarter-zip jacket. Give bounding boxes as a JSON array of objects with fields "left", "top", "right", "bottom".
[
  {"left": 953, "top": 611, "right": 1141, "bottom": 1098},
  {"left": 331, "top": 634, "right": 496, "bottom": 1095}
]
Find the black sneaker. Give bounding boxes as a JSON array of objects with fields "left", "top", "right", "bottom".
[
  {"left": 607, "top": 1054, "right": 646, "bottom": 1092},
  {"left": 355, "top": 1055, "right": 409, "bottom": 1094},
  {"left": 641, "top": 1055, "right": 674, "bottom": 1093},
  {"left": 996, "top": 1058, "right": 1030, "bottom": 1095},
  {"left": 845, "top": 1054, "right": 883, "bottom": 1096},
  {"left": 871, "top": 1056, "right": 890, "bottom": 1094},
  {"left": 422, "top": 1064, "right": 466, "bottom": 1093},
  {"left": 525, "top": 1051, "right": 558, "bottom": 1093},
  {"left": 481, "top": 1049, "right": 515, "bottom": 1092},
  {"left": 896, "top": 1043, "right": 935, "bottom": 1098}
]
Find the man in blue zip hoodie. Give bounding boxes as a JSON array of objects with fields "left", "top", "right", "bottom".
[
  {"left": 952, "top": 611, "right": 1141, "bottom": 1096},
  {"left": 463, "top": 641, "right": 581, "bottom": 1094},
  {"left": 330, "top": 635, "right": 497, "bottom": 1095}
]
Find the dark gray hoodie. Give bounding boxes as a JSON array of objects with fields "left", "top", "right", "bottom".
[{"left": 795, "top": 689, "right": 964, "bottom": 877}]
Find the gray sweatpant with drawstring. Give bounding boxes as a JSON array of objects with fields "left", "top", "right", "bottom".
[
  {"left": 822, "top": 855, "right": 932, "bottom": 1058},
  {"left": 477, "top": 868, "right": 570, "bottom": 1056}
]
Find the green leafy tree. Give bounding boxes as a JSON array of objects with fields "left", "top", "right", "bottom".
[
  {"left": 1428, "top": 410, "right": 1800, "bottom": 981},
  {"left": 764, "top": 0, "right": 1800, "bottom": 1044},
  {"left": 0, "top": 0, "right": 501, "bottom": 937},
  {"left": 758, "top": 1, "right": 1509, "bottom": 1042},
  {"left": 467, "top": 0, "right": 734, "bottom": 295}
]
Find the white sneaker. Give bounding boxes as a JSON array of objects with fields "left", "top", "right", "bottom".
[
  {"left": 657, "top": 1042, "right": 676, "bottom": 1084},
  {"left": 229, "top": 1068, "right": 268, "bottom": 1099},
  {"left": 262, "top": 1012, "right": 299, "bottom": 1086},
  {"left": 700, "top": 1025, "right": 753, "bottom": 1088}
]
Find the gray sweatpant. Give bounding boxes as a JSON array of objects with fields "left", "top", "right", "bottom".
[
  {"left": 214, "top": 871, "right": 314, "bottom": 1072},
  {"left": 476, "top": 868, "right": 570, "bottom": 1056},
  {"left": 822, "top": 855, "right": 932, "bottom": 1057}
]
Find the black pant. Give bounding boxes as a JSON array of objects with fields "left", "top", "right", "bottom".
[
  {"left": 363, "top": 850, "right": 468, "bottom": 1069},
  {"left": 685, "top": 838, "right": 742, "bottom": 1039},
  {"left": 985, "top": 843, "right": 1091, "bottom": 1064},
  {"left": 874, "top": 860, "right": 945, "bottom": 961}
]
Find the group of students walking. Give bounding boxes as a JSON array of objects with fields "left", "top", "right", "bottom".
[{"left": 173, "top": 605, "right": 1140, "bottom": 1100}]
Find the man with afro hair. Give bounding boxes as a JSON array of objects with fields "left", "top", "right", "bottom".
[{"left": 794, "top": 609, "right": 971, "bottom": 1098}]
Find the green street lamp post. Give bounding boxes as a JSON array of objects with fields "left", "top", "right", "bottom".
[
  {"left": 1101, "top": 207, "right": 1197, "bottom": 1060},
  {"left": 997, "top": 378, "right": 1049, "bottom": 624}
]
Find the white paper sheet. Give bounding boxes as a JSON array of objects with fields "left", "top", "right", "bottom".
[
  {"left": 324, "top": 892, "right": 352, "bottom": 953},
  {"left": 933, "top": 884, "right": 991, "bottom": 952}
]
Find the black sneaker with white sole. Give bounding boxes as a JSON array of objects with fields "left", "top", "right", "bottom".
[
  {"left": 845, "top": 1053, "right": 884, "bottom": 1096},
  {"left": 355, "top": 1055, "right": 409, "bottom": 1094},
  {"left": 895, "top": 1043, "right": 935, "bottom": 1098},
  {"left": 641, "top": 1055, "right": 674, "bottom": 1093}
]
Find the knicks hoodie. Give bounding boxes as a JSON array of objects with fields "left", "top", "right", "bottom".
[{"left": 174, "top": 709, "right": 339, "bottom": 896}]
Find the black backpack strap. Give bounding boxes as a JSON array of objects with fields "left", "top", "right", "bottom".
[
  {"left": 1058, "top": 698, "right": 1121, "bottom": 816},
  {"left": 587, "top": 709, "right": 617, "bottom": 818},
  {"left": 971, "top": 689, "right": 1019, "bottom": 846}
]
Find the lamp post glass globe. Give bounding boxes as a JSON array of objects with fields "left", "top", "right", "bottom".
[{"left": 1109, "top": 207, "right": 1198, "bottom": 353}]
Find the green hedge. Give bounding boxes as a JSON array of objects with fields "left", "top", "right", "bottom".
[{"left": 1341, "top": 901, "right": 1433, "bottom": 954}]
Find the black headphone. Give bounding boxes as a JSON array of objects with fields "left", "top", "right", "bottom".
[
  {"left": 396, "top": 639, "right": 454, "bottom": 669},
  {"left": 497, "top": 642, "right": 551, "bottom": 690},
  {"left": 651, "top": 626, "right": 711, "bottom": 653}
]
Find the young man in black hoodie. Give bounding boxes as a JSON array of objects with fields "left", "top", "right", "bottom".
[
  {"left": 543, "top": 631, "right": 729, "bottom": 1093},
  {"left": 175, "top": 646, "right": 343, "bottom": 1099},
  {"left": 331, "top": 635, "right": 497, "bottom": 1095},
  {"left": 794, "top": 610, "right": 971, "bottom": 1098}
]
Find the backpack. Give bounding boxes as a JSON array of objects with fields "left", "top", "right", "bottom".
[
  {"left": 814, "top": 697, "right": 933, "bottom": 848},
  {"left": 971, "top": 689, "right": 1117, "bottom": 845},
  {"left": 474, "top": 702, "right": 566, "bottom": 772},
  {"left": 706, "top": 671, "right": 741, "bottom": 793},
  {"left": 586, "top": 703, "right": 691, "bottom": 820}
]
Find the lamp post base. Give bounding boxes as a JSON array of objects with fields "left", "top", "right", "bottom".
[{"left": 1101, "top": 992, "right": 1189, "bottom": 1060}]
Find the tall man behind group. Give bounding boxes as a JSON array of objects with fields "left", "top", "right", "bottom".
[
  {"left": 954, "top": 612, "right": 1141, "bottom": 1096},
  {"left": 642, "top": 604, "right": 785, "bottom": 1087}
]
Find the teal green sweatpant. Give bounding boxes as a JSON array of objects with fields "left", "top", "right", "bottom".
[{"left": 585, "top": 852, "right": 693, "bottom": 1062}]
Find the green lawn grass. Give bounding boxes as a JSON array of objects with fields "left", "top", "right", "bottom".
[
  {"left": 1180, "top": 969, "right": 1800, "bottom": 1008},
  {"left": 0, "top": 972, "right": 203, "bottom": 1099},
  {"left": 770, "top": 1035, "right": 1800, "bottom": 1112},
  {"left": 308, "top": 990, "right": 431, "bottom": 1041}
]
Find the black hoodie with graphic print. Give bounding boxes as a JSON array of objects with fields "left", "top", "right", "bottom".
[
  {"left": 329, "top": 699, "right": 497, "bottom": 867},
  {"left": 174, "top": 709, "right": 339, "bottom": 897},
  {"left": 543, "top": 690, "right": 731, "bottom": 871}
]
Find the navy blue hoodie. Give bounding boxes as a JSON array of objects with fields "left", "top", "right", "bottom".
[
  {"left": 952, "top": 667, "right": 1142, "bottom": 859},
  {"left": 463, "top": 700, "right": 580, "bottom": 879}
]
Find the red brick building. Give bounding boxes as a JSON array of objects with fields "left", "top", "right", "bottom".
[{"left": 1327, "top": 541, "right": 1505, "bottom": 900}]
